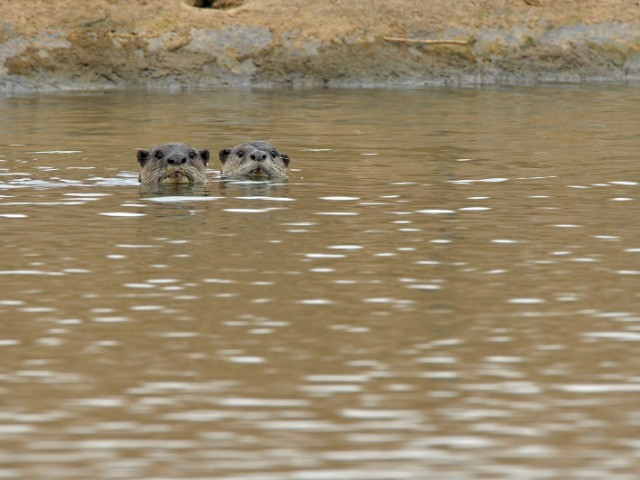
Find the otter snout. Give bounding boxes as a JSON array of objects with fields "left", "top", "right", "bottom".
[
  {"left": 219, "top": 141, "right": 290, "bottom": 181},
  {"left": 137, "top": 142, "right": 210, "bottom": 185},
  {"left": 167, "top": 154, "right": 188, "bottom": 166}
]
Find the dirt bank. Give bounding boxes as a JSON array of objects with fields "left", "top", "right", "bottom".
[{"left": 2, "top": 0, "right": 640, "bottom": 91}]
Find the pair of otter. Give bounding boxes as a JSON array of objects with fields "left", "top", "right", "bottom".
[{"left": 136, "top": 141, "right": 290, "bottom": 185}]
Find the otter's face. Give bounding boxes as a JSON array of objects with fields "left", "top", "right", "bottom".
[
  {"left": 137, "top": 143, "right": 210, "bottom": 185},
  {"left": 219, "top": 141, "right": 290, "bottom": 180}
]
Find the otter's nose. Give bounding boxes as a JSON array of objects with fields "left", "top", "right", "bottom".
[
  {"left": 250, "top": 152, "right": 267, "bottom": 161},
  {"left": 167, "top": 155, "right": 187, "bottom": 165}
]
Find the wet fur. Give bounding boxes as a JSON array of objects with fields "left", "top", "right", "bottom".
[
  {"left": 218, "top": 141, "right": 290, "bottom": 180},
  {"left": 137, "top": 143, "right": 210, "bottom": 185}
]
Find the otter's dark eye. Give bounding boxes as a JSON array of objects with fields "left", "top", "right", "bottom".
[
  {"left": 237, "top": 150, "right": 245, "bottom": 158},
  {"left": 155, "top": 151, "right": 163, "bottom": 159},
  {"left": 270, "top": 150, "right": 277, "bottom": 157},
  {"left": 189, "top": 151, "right": 196, "bottom": 159}
]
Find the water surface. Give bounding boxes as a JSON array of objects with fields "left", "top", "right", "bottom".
[{"left": 1, "top": 86, "right": 640, "bottom": 479}]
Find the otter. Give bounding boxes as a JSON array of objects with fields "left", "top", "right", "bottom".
[
  {"left": 218, "top": 141, "right": 290, "bottom": 180},
  {"left": 137, "top": 143, "right": 210, "bottom": 185}
]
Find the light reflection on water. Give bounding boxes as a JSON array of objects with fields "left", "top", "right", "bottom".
[{"left": 1, "top": 86, "right": 640, "bottom": 479}]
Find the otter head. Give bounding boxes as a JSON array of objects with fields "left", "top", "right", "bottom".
[
  {"left": 218, "top": 141, "right": 290, "bottom": 181},
  {"left": 137, "top": 143, "right": 210, "bottom": 185}
]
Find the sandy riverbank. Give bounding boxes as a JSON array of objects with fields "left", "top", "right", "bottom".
[{"left": 2, "top": 0, "right": 640, "bottom": 91}]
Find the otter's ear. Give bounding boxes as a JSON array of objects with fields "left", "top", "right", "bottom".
[
  {"left": 281, "top": 153, "right": 290, "bottom": 167},
  {"left": 137, "top": 149, "right": 150, "bottom": 167},
  {"left": 198, "top": 149, "right": 210, "bottom": 165},
  {"left": 219, "top": 148, "right": 231, "bottom": 164}
]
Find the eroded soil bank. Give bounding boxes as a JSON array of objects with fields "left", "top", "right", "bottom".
[{"left": 2, "top": 0, "right": 640, "bottom": 91}]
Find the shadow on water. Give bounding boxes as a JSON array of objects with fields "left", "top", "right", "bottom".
[
  {"left": 138, "top": 182, "right": 214, "bottom": 199},
  {"left": 216, "top": 178, "right": 292, "bottom": 197}
]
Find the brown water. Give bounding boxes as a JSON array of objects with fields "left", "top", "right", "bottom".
[{"left": 1, "top": 86, "right": 640, "bottom": 479}]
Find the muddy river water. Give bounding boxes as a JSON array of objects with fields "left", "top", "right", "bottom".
[{"left": 1, "top": 86, "right": 639, "bottom": 479}]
